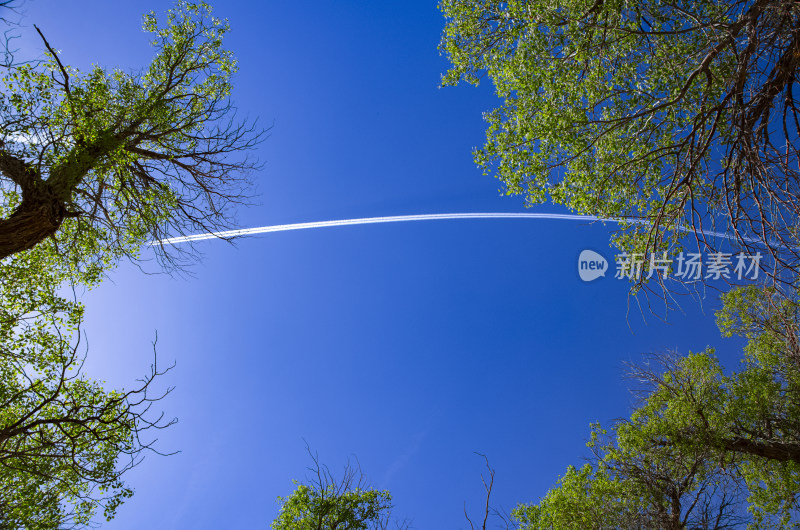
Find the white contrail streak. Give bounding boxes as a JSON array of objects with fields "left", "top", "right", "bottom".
[{"left": 151, "top": 212, "right": 741, "bottom": 246}]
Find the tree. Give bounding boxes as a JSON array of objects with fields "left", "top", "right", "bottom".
[
  {"left": 0, "top": 340, "right": 173, "bottom": 529},
  {"left": 0, "top": 0, "right": 262, "bottom": 271},
  {"left": 513, "top": 427, "right": 750, "bottom": 529},
  {"left": 0, "top": 235, "right": 174, "bottom": 528},
  {"left": 513, "top": 289, "right": 800, "bottom": 529},
  {"left": 439, "top": 0, "right": 800, "bottom": 285},
  {"left": 271, "top": 450, "right": 408, "bottom": 530},
  {"left": 440, "top": 2, "right": 800, "bottom": 521},
  {"left": 0, "top": 1, "right": 260, "bottom": 526}
]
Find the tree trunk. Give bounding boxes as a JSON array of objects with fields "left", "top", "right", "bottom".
[{"left": 0, "top": 187, "right": 65, "bottom": 259}]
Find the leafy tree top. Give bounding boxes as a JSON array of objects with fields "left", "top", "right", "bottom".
[
  {"left": 0, "top": 0, "right": 263, "bottom": 273},
  {"left": 440, "top": 0, "right": 800, "bottom": 285}
]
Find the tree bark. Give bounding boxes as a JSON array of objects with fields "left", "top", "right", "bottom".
[
  {"left": 725, "top": 436, "right": 800, "bottom": 463},
  {"left": 0, "top": 134, "right": 122, "bottom": 260},
  {"left": 0, "top": 189, "right": 65, "bottom": 260},
  {"left": 0, "top": 148, "right": 69, "bottom": 260}
]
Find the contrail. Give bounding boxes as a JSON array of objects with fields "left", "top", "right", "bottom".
[{"left": 151, "top": 212, "right": 741, "bottom": 246}]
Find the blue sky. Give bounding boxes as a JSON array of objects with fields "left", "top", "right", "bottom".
[{"left": 19, "top": 1, "right": 748, "bottom": 528}]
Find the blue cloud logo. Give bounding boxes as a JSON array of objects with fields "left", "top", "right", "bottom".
[{"left": 578, "top": 250, "right": 608, "bottom": 282}]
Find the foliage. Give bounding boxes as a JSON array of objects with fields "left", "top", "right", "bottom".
[
  {"left": 0, "top": 1, "right": 262, "bottom": 526},
  {"left": 439, "top": 0, "right": 800, "bottom": 283},
  {"left": 0, "top": 236, "right": 174, "bottom": 528},
  {"left": 513, "top": 435, "right": 748, "bottom": 529},
  {"left": 513, "top": 287, "right": 800, "bottom": 528},
  {"left": 0, "top": 0, "right": 262, "bottom": 269},
  {"left": 440, "top": 1, "right": 800, "bottom": 521},
  {"left": 271, "top": 452, "right": 406, "bottom": 530}
]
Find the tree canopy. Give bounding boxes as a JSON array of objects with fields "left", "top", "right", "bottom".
[
  {"left": 0, "top": 2, "right": 260, "bottom": 526},
  {"left": 271, "top": 453, "right": 407, "bottom": 530},
  {"left": 440, "top": 2, "right": 800, "bottom": 525},
  {"left": 0, "top": 217, "right": 174, "bottom": 527},
  {"left": 0, "top": 0, "right": 262, "bottom": 270},
  {"left": 513, "top": 287, "right": 800, "bottom": 529},
  {"left": 439, "top": 0, "right": 800, "bottom": 284}
]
